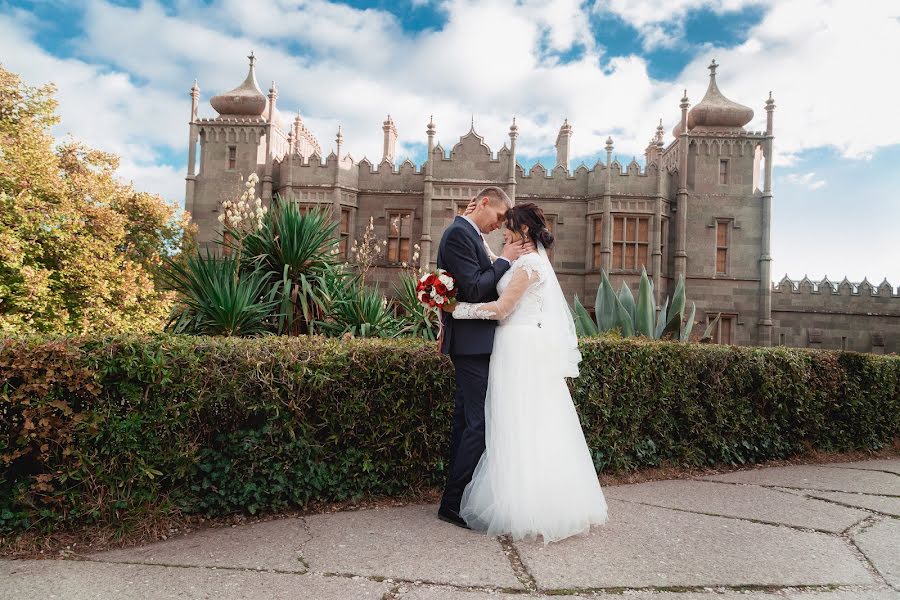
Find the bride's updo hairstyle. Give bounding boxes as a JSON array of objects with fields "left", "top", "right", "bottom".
[{"left": 505, "top": 203, "right": 554, "bottom": 249}]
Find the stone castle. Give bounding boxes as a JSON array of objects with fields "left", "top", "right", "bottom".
[{"left": 184, "top": 54, "right": 899, "bottom": 354}]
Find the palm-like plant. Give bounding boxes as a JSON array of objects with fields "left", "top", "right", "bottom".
[
  {"left": 318, "top": 277, "right": 405, "bottom": 338},
  {"left": 232, "top": 200, "right": 341, "bottom": 335},
  {"left": 574, "top": 267, "right": 722, "bottom": 342},
  {"left": 161, "top": 250, "right": 280, "bottom": 337}
]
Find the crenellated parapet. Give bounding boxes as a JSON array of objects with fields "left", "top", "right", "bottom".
[
  {"left": 356, "top": 156, "right": 424, "bottom": 192},
  {"left": 772, "top": 274, "right": 900, "bottom": 327},
  {"left": 515, "top": 157, "right": 665, "bottom": 199},
  {"left": 773, "top": 274, "right": 899, "bottom": 297}
]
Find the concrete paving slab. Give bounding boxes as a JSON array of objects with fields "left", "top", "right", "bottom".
[
  {"left": 604, "top": 479, "right": 868, "bottom": 532},
  {"left": 302, "top": 503, "right": 521, "bottom": 589},
  {"left": 700, "top": 465, "right": 900, "bottom": 496},
  {"left": 398, "top": 587, "right": 898, "bottom": 599},
  {"left": 853, "top": 518, "right": 900, "bottom": 588},
  {"left": 514, "top": 500, "right": 875, "bottom": 590},
  {"left": 89, "top": 518, "right": 309, "bottom": 572},
  {"left": 806, "top": 490, "right": 900, "bottom": 517},
  {"left": 784, "top": 592, "right": 900, "bottom": 600},
  {"left": 822, "top": 459, "right": 900, "bottom": 476},
  {"left": 0, "top": 559, "right": 389, "bottom": 600}
]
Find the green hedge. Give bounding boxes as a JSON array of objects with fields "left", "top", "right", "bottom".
[{"left": 1, "top": 334, "right": 898, "bottom": 535}]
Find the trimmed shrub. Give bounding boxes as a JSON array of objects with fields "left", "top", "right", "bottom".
[{"left": 1, "top": 334, "right": 898, "bottom": 535}]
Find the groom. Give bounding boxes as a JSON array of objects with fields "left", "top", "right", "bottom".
[{"left": 436, "top": 186, "right": 530, "bottom": 528}]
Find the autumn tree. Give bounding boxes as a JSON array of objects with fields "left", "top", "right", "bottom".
[{"left": 0, "top": 65, "right": 194, "bottom": 335}]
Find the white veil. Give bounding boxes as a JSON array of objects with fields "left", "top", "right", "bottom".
[{"left": 537, "top": 243, "right": 582, "bottom": 378}]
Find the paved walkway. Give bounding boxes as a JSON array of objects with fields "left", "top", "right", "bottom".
[{"left": 2, "top": 459, "right": 899, "bottom": 599}]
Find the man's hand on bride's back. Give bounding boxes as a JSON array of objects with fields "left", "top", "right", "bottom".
[{"left": 501, "top": 240, "right": 533, "bottom": 262}]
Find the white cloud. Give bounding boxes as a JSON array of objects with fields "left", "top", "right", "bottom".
[
  {"left": 2, "top": 0, "right": 899, "bottom": 202},
  {"left": 784, "top": 172, "right": 826, "bottom": 191},
  {"left": 592, "top": 0, "right": 769, "bottom": 50}
]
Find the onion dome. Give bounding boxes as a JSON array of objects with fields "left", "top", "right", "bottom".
[
  {"left": 210, "top": 52, "right": 267, "bottom": 117},
  {"left": 686, "top": 60, "right": 753, "bottom": 131}
]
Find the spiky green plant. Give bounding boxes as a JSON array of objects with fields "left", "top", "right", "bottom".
[
  {"left": 318, "top": 277, "right": 405, "bottom": 339},
  {"left": 394, "top": 273, "right": 439, "bottom": 341},
  {"left": 162, "top": 250, "right": 280, "bottom": 337},
  {"left": 574, "top": 267, "right": 722, "bottom": 342},
  {"left": 232, "top": 199, "right": 341, "bottom": 335}
]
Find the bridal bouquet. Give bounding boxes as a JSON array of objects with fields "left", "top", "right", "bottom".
[{"left": 416, "top": 269, "right": 457, "bottom": 309}]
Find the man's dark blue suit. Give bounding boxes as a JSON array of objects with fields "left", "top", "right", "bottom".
[{"left": 437, "top": 216, "right": 511, "bottom": 514}]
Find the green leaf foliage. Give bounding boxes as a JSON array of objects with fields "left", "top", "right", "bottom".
[{"left": 1, "top": 335, "right": 897, "bottom": 538}]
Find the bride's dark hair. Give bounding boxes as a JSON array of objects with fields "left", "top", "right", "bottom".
[{"left": 505, "top": 203, "right": 554, "bottom": 249}]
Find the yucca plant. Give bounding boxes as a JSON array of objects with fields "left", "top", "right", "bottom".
[
  {"left": 232, "top": 199, "right": 341, "bottom": 335},
  {"left": 161, "top": 250, "right": 280, "bottom": 337},
  {"left": 394, "top": 273, "right": 439, "bottom": 341},
  {"left": 318, "top": 277, "right": 405, "bottom": 338},
  {"left": 574, "top": 267, "right": 722, "bottom": 342}
]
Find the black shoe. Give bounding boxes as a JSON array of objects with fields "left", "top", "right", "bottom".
[{"left": 438, "top": 506, "right": 470, "bottom": 529}]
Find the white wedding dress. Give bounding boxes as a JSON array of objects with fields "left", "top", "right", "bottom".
[{"left": 452, "top": 246, "right": 608, "bottom": 543}]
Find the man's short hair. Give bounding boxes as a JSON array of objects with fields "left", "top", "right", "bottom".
[{"left": 473, "top": 186, "right": 514, "bottom": 209}]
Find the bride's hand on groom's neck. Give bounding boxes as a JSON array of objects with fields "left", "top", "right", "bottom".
[{"left": 501, "top": 240, "right": 533, "bottom": 262}]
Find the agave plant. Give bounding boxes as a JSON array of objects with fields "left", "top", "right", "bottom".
[
  {"left": 231, "top": 199, "right": 341, "bottom": 335},
  {"left": 318, "top": 276, "right": 405, "bottom": 338},
  {"left": 573, "top": 267, "right": 722, "bottom": 342},
  {"left": 394, "top": 273, "right": 439, "bottom": 341},
  {"left": 161, "top": 250, "right": 281, "bottom": 337}
]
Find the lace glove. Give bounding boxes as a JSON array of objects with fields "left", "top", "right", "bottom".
[{"left": 452, "top": 262, "right": 539, "bottom": 321}]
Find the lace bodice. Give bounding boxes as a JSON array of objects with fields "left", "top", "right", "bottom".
[{"left": 453, "top": 252, "right": 548, "bottom": 325}]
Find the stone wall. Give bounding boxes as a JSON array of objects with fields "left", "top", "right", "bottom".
[{"left": 772, "top": 277, "right": 900, "bottom": 353}]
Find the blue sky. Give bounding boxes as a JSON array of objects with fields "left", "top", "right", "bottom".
[{"left": 1, "top": 0, "right": 898, "bottom": 284}]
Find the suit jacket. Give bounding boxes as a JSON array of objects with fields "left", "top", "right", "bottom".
[{"left": 436, "top": 216, "right": 511, "bottom": 356}]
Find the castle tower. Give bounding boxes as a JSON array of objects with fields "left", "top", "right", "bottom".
[
  {"left": 382, "top": 115, "right": 398, "bottom": 163},
  {"left": 188, "top": 52, "right": 292, "bottom": 250},
  {"left": 671, "top": 59, "right": 768, "bottom": 345},
  {"left": 555, "top": 118, "right": 573, "bottom": 171}
]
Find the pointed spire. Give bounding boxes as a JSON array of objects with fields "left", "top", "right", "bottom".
[
  {"left": 191, "top": 79, "right": 199, "bottom": 94},
  {"left": 336, "top": 125, "right": 343, "bottom": 144},
  {"left": 426, "top": 114, "right": 436, "bottom": 136}
]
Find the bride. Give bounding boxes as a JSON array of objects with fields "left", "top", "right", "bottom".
[{"left": 448, "top": 203, "right": 608, "bottom": 543}]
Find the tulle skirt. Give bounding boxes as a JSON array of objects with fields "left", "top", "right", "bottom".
[{"left": 459, "top": 324, "right": 608, "bottom": 544}]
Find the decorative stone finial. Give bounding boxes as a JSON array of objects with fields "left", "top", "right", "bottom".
[
  {"left": 269, "top": 81, "right": 277, "bottom": 97},
  {"left": 605, "top": 136, "right": 614, "bottom": 153},
  {"left": 191, "top": 79, "right": 199, "bottom": 94},
  {"left": 509, "top": 117, "right": 518, "bottom": 139},
  {"left": 248, "top": 51, "right": 257, "bottom": 68},
  {"left": 708, "top": 59, "right": 718, "bottom": 77},
  {"left": 336, "top": 125, "right": 343, "bottom": 144},
  {"left": 766, "top": 91, "right": 775, "bottom": 109},
  {"left": 427, "top": 115, "right": 436, "bottom": 136}
]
